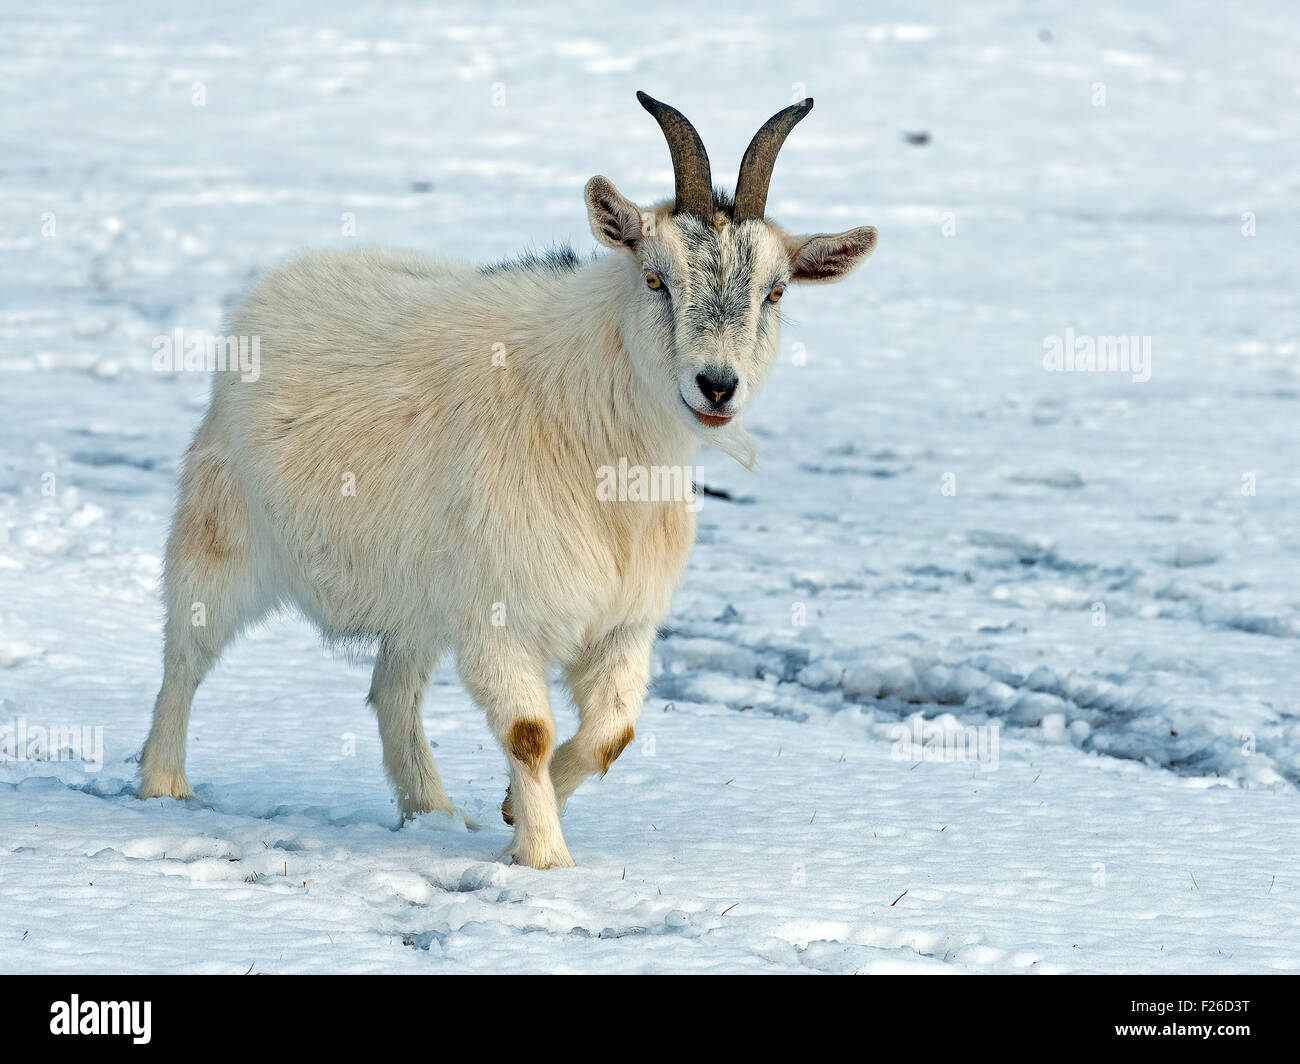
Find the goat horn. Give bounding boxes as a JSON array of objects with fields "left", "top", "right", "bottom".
[
  {"left": 636, "top": 91, "right": 714, "bottom": 221},
  {"left": 733, "top": 98, "right": 814, "bottom": 223}
]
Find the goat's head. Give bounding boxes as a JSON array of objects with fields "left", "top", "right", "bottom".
[{"left": 585, "top": 92, "right": 876, "bottom": 462}]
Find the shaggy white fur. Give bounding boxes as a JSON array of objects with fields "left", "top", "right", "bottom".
[{"left": 139, "top": 106, "right": 876, "bottom": 869}]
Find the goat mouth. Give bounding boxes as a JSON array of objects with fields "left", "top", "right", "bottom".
[{"left": 681, "top": 396, "right": 734, "bottom": 427}]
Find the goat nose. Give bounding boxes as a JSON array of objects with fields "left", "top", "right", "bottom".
[{"left": 696, "top": 370, "right": 738, "bottom": 408}]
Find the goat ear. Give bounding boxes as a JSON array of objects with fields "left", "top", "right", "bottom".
[
  {"left": 785, "top": 226, "right": 877, "bottom": 283},
  {"left": 585, "top": 176, "right": 645, "bottom": 254}
]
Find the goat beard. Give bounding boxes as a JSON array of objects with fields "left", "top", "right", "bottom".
[{"left": 707, "top": 417, "right": 757, "bottom": 471}]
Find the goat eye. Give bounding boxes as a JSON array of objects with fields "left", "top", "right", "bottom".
[
  {"left": 645, "top": 272, "right": 664, "bottom": 291},
  {"left": 767, "top": 284, "right": 786, "bottom": 303}
]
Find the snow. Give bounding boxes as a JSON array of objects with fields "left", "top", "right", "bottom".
[{"left": 2, "top": 0, "right": 1298, "bottom": 973}]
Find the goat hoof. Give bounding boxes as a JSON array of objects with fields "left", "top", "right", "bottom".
[
  {"left": 399, "top": 800, "right": 456, "bottom": 822},
  {"left": 138, "top": 769, "right": 194, "bottom": 801},
  {"left": 509, "top": 832, "right": 574, "bottom": 870}
]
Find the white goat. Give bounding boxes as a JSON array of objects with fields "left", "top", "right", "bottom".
[{"left": 139, "top": 93, "right": 877, "bottom": 868}]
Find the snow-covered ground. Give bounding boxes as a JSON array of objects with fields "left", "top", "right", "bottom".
[{"left": 2, "top": 0, "right": 1298, "bottom": 973}]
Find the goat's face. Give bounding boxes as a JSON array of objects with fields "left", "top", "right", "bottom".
[
  {"left": 585, "top": 94, "right": 876, "bottom": 442},
  {"left": 594, "top": 203, "right": 798, "bottom": 430}
]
